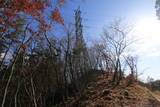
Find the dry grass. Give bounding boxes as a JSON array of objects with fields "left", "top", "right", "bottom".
[{"left": 62, "top": 72, "right": 160, "bottom": 107}]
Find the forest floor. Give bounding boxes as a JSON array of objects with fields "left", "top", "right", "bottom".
[{"left": 62, "top": 71, "right": 160, "bottom": 107}]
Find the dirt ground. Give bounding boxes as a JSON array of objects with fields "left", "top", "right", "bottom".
[{"left": 62, "top": 72, "right": 160, "bottom": 107}]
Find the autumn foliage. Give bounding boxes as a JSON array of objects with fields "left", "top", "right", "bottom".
[
  {"left": 13, "top": 0, "right": 46, "bottom": 16},
  {"left": 0, "top": 1, "right": 65, "bottom": 106},
  {"left": 0, "top": 0, "right": 64, "bottom": 34},
  {"left": 52, "top": 8, "right": 64, "bottom": 25},
  {"left": 0, "top": 1, "right": 143, "bottom": 107}
]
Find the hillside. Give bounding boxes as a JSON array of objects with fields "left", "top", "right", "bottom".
[{"left": 63, "top": 72, "right": 160, "bottom": 107}]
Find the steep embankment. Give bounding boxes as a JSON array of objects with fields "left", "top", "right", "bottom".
[{"left": 63, "top": 72, "right": 160, "bottom": 107}]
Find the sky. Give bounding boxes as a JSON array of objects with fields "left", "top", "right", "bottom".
[{"left": 61, "top": 0, "right": 160, "bottom": 81}]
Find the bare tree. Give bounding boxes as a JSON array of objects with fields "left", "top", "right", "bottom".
[
  {"left": 101, "top": 19, "right": 134, "bottom": 85},
  {"left": 124, "top": 55, "right": 138, "bottom": 86}
]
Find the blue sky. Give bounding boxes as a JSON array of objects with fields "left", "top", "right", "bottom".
[{"left": 61, "top": 0, "right": 160, "bottom": 81}]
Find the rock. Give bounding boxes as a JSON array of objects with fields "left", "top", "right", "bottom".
[
  {"left": 104, "top": 96, "right": 112, "bottom": 100},
  {"left": 124, "top": 91, "right": 129, "bottom": 96},
  {"left": 101, "top": 89, "right": 111, "bottom": 97}
]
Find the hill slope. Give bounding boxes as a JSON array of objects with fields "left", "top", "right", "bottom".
[{"left": 64, "top": 72, "right": 160, "bottom": 107}]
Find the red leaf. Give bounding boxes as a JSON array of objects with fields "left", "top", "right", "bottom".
[{"left": 51, "top": 8, "right": 64, "bottom": 25}]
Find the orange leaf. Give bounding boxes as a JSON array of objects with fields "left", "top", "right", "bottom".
[{"left": 51, "top": 8, "right": 64, "bottom": 25}]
